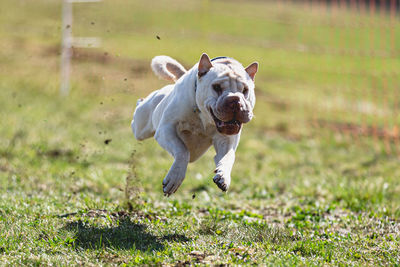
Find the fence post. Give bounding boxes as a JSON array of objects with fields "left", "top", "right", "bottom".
[
  {"left": 60, "top": 0, "right": 72, "bottom": 96},
  {"left": 60, "top": 0, "right": 102, "bottom": 96}
]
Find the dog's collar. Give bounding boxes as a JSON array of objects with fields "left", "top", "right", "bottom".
[
  {"left": 211, "top": 56, "right": 229, "bottom": 62},
  {"left": 193, "top": 75, "right": 200, "bottom": 113}
]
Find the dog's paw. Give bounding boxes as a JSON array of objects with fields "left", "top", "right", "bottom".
[
  {"left": 162, "top": 171, "right": 185, "bottom": 196},
  {"left": 213, "top": 172, "right": 231, "bottom": 192}
]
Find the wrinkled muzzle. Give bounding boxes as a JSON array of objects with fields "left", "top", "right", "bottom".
[{"left": 210, "top": 95, "right": 253, "bottom": 135}]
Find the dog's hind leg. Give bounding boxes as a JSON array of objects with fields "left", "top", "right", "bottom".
[
  {"left": 131, "top": 100, "right": 155, "bottom": 140},
  {"left": 131, "top": 91, "right": 167, "bottom": 140}
]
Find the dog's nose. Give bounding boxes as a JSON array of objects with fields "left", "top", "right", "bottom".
[{"left": 226, "top": 96, "right": 241, "bottom": 111}]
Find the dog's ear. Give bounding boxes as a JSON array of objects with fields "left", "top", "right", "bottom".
[
  {"left": 198, "top": 53, "right": 213, "bottom": 77},
  {"left": 245, "top": 62, "right": 258, "bottom": 81}
]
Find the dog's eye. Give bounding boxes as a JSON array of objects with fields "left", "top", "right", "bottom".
[
  {"left": 213, "top": 84, "right": 222, "bottom": 95},
  {"left": 243, "top": 88, "right": 249, "bottom": 97}
]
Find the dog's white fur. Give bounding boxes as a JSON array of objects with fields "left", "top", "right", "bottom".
[{"left": 131, "top": 53, "right": 258, "bottom": 195}]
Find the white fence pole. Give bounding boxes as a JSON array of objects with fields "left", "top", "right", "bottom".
[
  {"left": 60, "top": 0, "right": 72, "bottom": 96},
  {"left": 60, "top": 0, "right": 102, "bottom": 96}
]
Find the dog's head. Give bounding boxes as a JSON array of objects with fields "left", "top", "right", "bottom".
[{"left": 195, "top": 53, "right": 258, "bottom": 135}]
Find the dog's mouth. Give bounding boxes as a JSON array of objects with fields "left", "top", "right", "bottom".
[{"left": 210, "top": 108, "right": 242, "bottom": 135}]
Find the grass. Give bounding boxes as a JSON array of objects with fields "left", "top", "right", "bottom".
[{"left": 0, "top": 0, "right": 400, "bottom": 265}]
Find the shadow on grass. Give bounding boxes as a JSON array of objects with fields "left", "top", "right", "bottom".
[{"left": 63, "top": 218, "right": 189, "bottom": 251}]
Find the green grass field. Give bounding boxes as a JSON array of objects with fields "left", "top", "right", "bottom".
[{"left": 0, "top": 0, "right": 399, "bottom": 265}]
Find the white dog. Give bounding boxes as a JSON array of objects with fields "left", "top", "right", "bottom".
[{"left": 131, "top": 53, "right": 258, "bottom": 196}]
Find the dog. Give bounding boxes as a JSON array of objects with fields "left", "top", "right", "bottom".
[{"left": 131, "top": 53, "right": 258, "bottom": 196}]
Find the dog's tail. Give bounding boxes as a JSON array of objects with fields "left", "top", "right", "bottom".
[{"left": 151, "top": 56, "right": 187, "bottom": 82}]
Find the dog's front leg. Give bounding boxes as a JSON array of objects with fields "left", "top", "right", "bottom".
[
  {"left": 213, "top": 134, "right": 240, "bottom": 192},
  {"left": 155, "top": 124, "right": 189, "bottom": 196}
]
